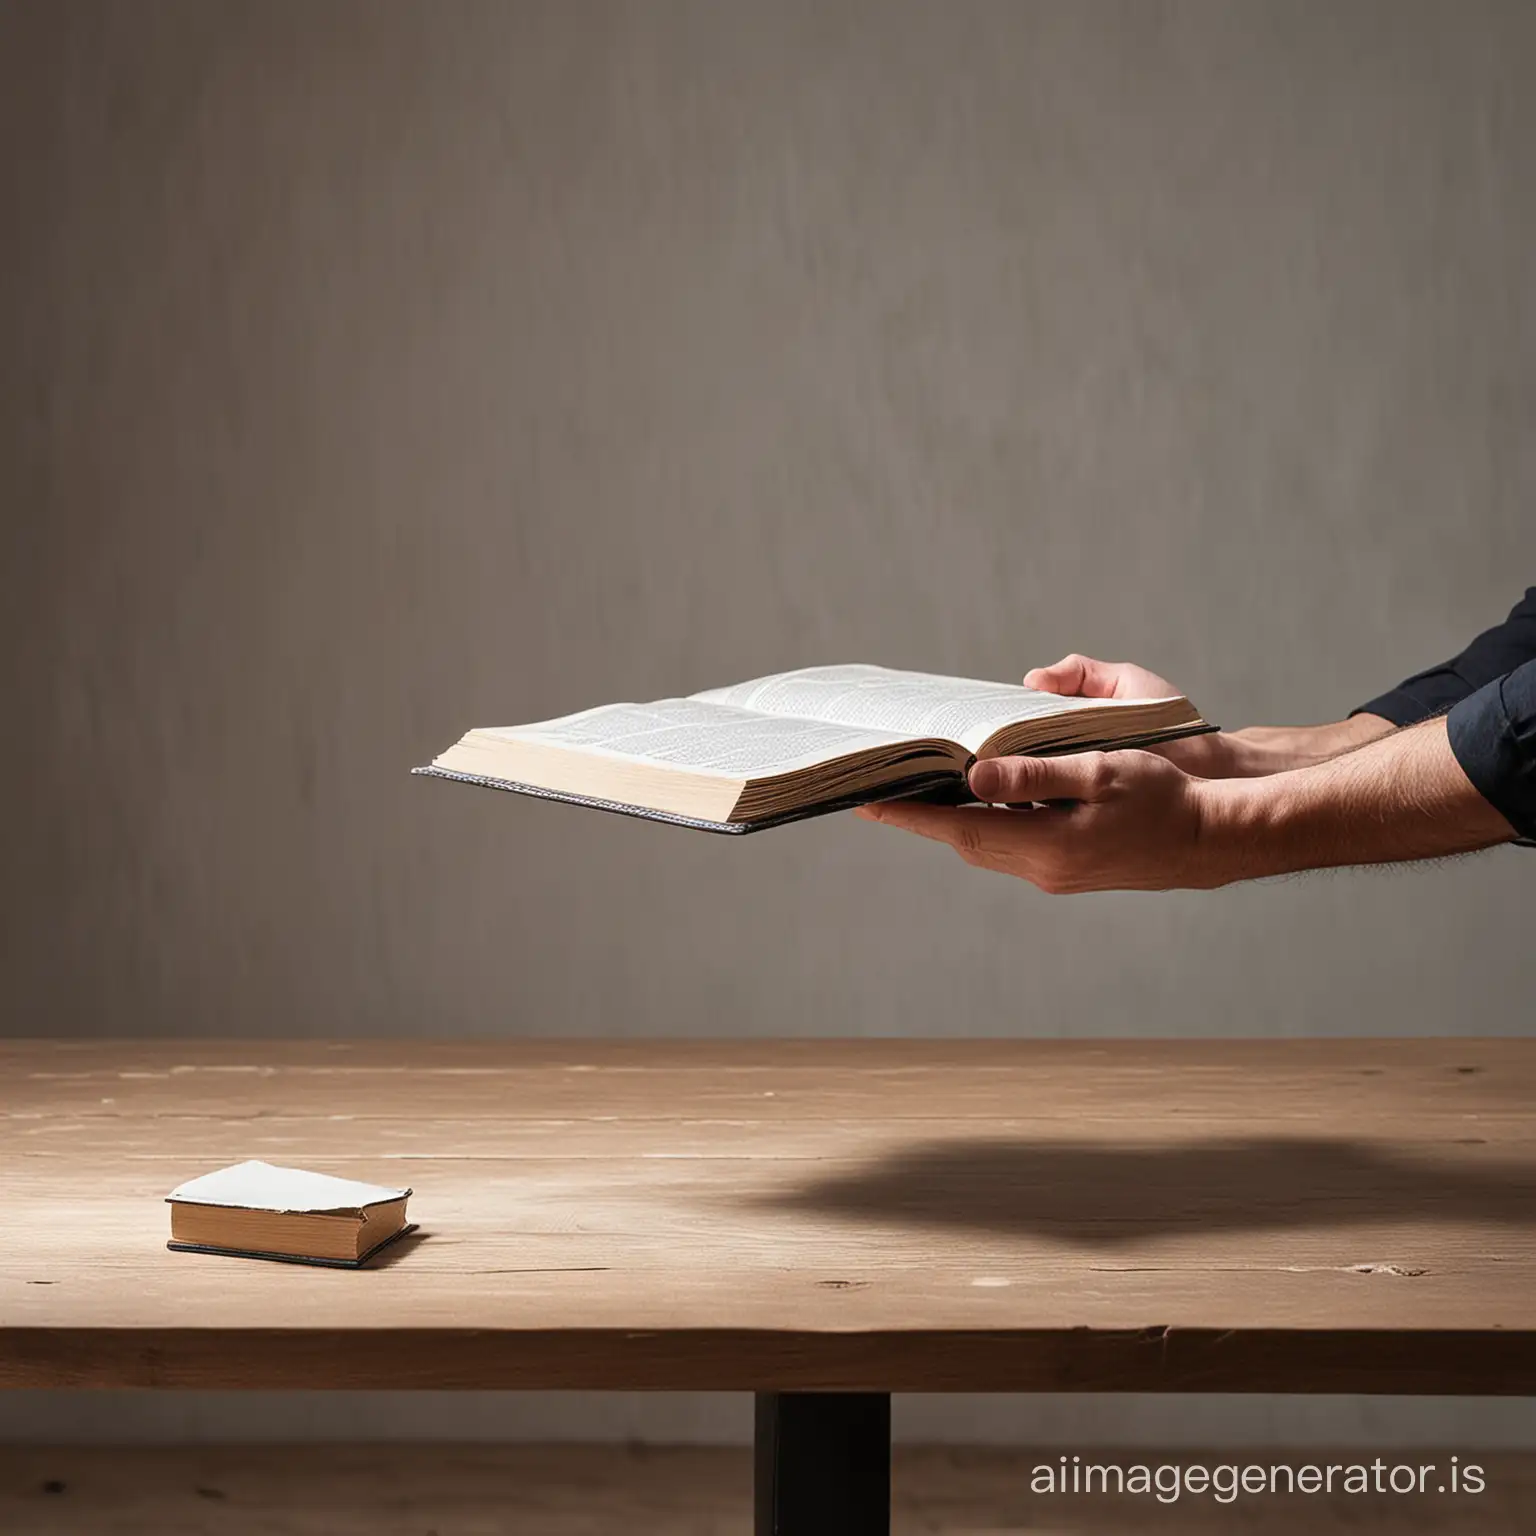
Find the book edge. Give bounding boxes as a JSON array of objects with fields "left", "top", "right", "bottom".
[
  {"left": 166, "top": 1223, "right": 420, "bottom": 1270},
  {"left": 164, "top": 1188, "right": 414, "bottom": 1216},
  {"left": 411, "top": 764, "right": 970, "bottom": 832}
]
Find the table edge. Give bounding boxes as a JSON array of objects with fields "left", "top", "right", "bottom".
[{"left": 5, "top": 1326, "right": 1534, "bottom": 1395}]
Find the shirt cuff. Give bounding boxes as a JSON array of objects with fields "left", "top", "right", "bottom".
[
  {"left": 1447, "top": 670, "right": 1536, "bottom": 844},
  {"left": 1352, "top": 671, "right": 1472, "bottom": 727},
  {"left": 1350, "top": 690, "right": 1434, "bottom": 727}
]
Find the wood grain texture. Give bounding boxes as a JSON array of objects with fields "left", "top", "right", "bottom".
[
  {"left": 4, "top": 1040, "right": 1534, "bottom": 1392},
  {"left": 2, "top": 1445, "right": 1534, "bottom": 1535}
]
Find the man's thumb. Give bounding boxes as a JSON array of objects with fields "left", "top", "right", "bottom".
[
  {"left": 1024, "top": 654, "right": 1116, "bottom": 697},
  {"left": 970, "top": 753, "right": 1105, "bottom": 804}
]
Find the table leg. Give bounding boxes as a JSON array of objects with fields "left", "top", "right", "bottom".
[{"left": 753, "top": 1391, "right": 891, "bottom": 1535}]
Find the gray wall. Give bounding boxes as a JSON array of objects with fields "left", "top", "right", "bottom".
[{"left": 3, "top": 0, "right": 1533, "bottom": 1445}]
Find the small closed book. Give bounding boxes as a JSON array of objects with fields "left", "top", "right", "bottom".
[
  {"left": 416, "top": 663, "right": 1212, "bottom": 832},
  {"left": 166, "top": 1160, "right": 415, "bottom": 1268}
]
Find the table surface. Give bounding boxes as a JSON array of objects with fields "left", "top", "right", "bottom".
[{"left": 4, "top": 1039, "right": 1534, "bottom": 1393}]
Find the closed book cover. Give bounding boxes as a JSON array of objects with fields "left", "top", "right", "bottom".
[{"left": 166, "top": 1161, "right": 416, "bottom": 1268}]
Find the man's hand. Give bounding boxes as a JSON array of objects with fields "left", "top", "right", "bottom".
[
  {"left": 1024, "top": 652, "right": 1395, "bottom": 777},
  {"left": 857, "top": 750, "right": 1221, "bottom": 893},
  {"left": 857, "top": 717, "right": 1516, "bottom": 893},
  {"left": 1023, "top": 653, "right": 1238, "bottom": 775},
  {"left": 1024, "top": 653, "right": 1181, "bottom": 701}
]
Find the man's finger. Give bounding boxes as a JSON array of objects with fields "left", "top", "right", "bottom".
[
  {"left": 859, "top": 799, "right": 1069, "bottom": 872},
  {"left": 858, "top": 801, "right": 984, "bottom": 843},
  {"left": 858, "top": 801, "right": 1048, "bottom": 853},
  {"left": 968, "top": 752, "right": 1107, "bottom": 804},
  {"left": 1023, "top": 654, "right": 1118, "bottom": 697}
]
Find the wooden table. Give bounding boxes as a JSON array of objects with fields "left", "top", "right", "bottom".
[{"left": 5, "top": 1040, "right": 1535, "bottom": 1533}]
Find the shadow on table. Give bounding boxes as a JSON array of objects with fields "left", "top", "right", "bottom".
[
  {"left": 764, "top": 1137, "right": 1535, "bottom": 1245},
  {"left": 364, "top": 1229, "right": 431, "bottom": 1269}
]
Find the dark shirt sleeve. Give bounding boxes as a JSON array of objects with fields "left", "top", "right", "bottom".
[
  {"left": 1447, "top": 658, "right": 1536, "bottom": 842},
  {"left": 1353, "top": 587, "right": 1536, "bottom": 726}
]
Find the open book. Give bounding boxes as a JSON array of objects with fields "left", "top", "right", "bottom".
[{"left": 415, "top": 664, "right": 1211, "bottom": 833}]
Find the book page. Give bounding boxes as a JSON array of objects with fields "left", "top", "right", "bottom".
[
  {"left": 691, "top": 664, "right": 1135, "bottom": 754},
  {"left": 489, "top": 699, "right": 925, "bottom": 778},
  {"left": 167, "top": 1161, "right": 410, "bottom": 1214}
]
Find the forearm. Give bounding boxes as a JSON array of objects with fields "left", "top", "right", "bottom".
[
  {"left": 1197, "top": 717, "right": 1517, "bottom": 882},
  {"left": 1192, "top": 714, "right": 1395, "bottom": 778}
]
